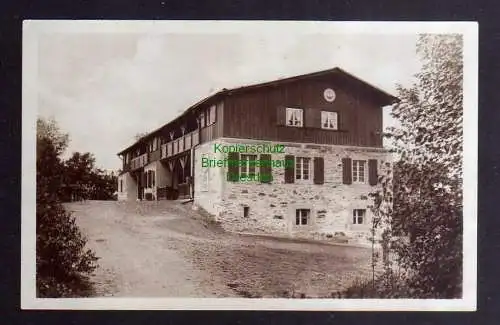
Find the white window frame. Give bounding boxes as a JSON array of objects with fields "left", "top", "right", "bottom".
[
  {"left": 295, "top": 209, "right": 311, "bottom": 226},
  {"left": 321, "top": 111, "right": 339, "bottom": 130},
  {"left": 352, "top": 209, "right": 366, "bottom": 225},
  {"left": 240, "top": 154, "right": 257, "bottom": 179},
  {"left": 352, "top": 160, "right": 367, "bottom": 184},
  {"left": 295, "top": 157, "right": 311, "bottom": 180},
  {"left": 286, "top": 107, "right": 304, "bottom": 127}
]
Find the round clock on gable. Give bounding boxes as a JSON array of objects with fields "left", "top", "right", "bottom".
[{"left": 323, "top": 88, "right": 336, "bottom": 102}]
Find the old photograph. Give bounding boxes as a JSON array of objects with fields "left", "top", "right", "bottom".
[{"left": 22, "top": 21, "right": 477, "bottom": 310}]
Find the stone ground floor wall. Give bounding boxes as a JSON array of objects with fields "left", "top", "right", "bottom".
[{"left": 193, "top": 138, "right": 392, "bottom": 244}]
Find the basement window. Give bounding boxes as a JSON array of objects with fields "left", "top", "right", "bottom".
[
  {"left": 295, "top": 209, "right": 310, "bottom": 225},
  {"left": 243, "top": 206, "right": 250, "bottom": 218},
  {"left": 353, "top": 209, "right": 366, "bottom": 224}
]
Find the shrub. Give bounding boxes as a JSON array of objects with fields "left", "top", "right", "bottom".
[
  {"left": 36, "top": 118, "right": 99, "bottom": 297},
  {"left": 340, "top": 271, "right": 411, "bottom": 299},
  {"left": 36, "top": 186, "right": 99, "bottom": 297}
]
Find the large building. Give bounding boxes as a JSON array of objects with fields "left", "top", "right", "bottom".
[{"left": 117, "top": 67, "right": 398, "bottom": 243}]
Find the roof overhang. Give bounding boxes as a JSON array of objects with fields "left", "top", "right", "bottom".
[{"left": 117, "top": 67, "right": 399, "bottom": 155}]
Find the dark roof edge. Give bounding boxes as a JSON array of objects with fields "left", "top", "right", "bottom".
[
  {"left": 117, "top": 67, "right": 399, "bottom": 155},
  {"left": 117, "top": 90, "right": 227, "bottom": 155}
]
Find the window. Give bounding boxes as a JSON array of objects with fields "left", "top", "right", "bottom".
[
  {"left": 295, "top": 209, "right": 311, "bottom": 225},
  {"left": 120, "top": 179, "right": 123, "bottom": 192},
  {"left": 243, "top": 206, "right": 250, "bottom": 218},
  {"left": 286, "top": 108, "right": 303, "bottom": 127},
  {"left": 321, "top": 111, "right": 338, "bottom": 130},
  {"left": 152, "top": 171, "right": 155, "bottom": 187},
  {"left": 152, "top": 138, "right": 158, "bottom": 151},
  {"left": 353, "top": 209, "right": 366, "bottom": 225},
  {"left": 207, "top": 105, "right": 216, "bottom": 125},
  {"left": 200, "top": 112, "right": 206, "bottom": 128},
  {"left": 352, "top": 160, "right": 366, "bottom": 183},
  {"left": 240, "top": 154, "right": 257, "bottom": 179},
  {"left": 295, "top": 157, "right": 310, "bottom": 180}
]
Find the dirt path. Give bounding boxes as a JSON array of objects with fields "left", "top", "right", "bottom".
[
  {"left": 69, "top": 201, "right": 234, "bottom": 297},
  {"left": 69, "top": 200, "right": 374, "bottom": 298}
]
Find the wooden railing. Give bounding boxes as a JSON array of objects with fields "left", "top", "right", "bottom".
[
  {"left": 122, "top": 162, "right": 131, "bottom": 172},
  {"left": 130, "top": 153, "right": 148, "bottom": 170},
  {"left": 161, "top": 129, "right": 200, "bottom": 159},
  {"left": 148, "top": 149, "right": 161, "bottom": 163}
]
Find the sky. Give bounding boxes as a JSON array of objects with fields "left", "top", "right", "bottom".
[{"left": 36, "top": 26, "right": 422, "bottom": 171}]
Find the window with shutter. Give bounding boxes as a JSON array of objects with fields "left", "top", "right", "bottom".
[
  {"left": 295, "top": 157, "right": 311, "bottom": 180},
  {"left": 277, "top": 106, "right": 287, "bottom": 126},
  {"left": 368, "top": 159, "right": 378, "bottom": 185},
  {"left": 342, "top": 158, "right": 352, "bottom": 184},
  {"left": 352, "top": 160, "right": 367, "bottom": 184},
  {"left": 260, "top": 154, "right": 272, "bottom": 183},
  {"left": 227, "top": 152, "right": 239, "bottom": 182},
  {"left": 284, "top": 155, "right": 295, "bottom": 183},
  {"left": 313, "top": 157, "right": 324, "bottom": 184}
]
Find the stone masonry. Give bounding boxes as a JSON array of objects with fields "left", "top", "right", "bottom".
[{"left": 195, "top": 138, "right": 392, "bottom": 244}]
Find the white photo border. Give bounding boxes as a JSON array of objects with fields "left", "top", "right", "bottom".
[{"left": 22, "top": 20, "right": 478, "bottom": 311}]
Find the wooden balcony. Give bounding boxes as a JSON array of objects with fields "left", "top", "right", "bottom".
[
  {"left": 122, "top": 162, "right": 131, "bottom": 172},
  {"left": 130, "top": 153, "right": 148, "bottom": 170},
  {"left": 161, "top": 129, "right": 199, "bottom": 159},
  {"left": 148, "top": 149, "right": 161, "bottom": 163}
]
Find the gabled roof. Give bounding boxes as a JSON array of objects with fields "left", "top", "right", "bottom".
[{"left": 117, "top": 67, "right": 399, "bottom": 155}]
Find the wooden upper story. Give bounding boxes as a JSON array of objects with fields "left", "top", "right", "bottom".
[{"left": 118, "top": 67, "right": 398, "bottom": 172}]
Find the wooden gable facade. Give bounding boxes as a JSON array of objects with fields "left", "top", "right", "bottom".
[
  {"left": 117, "top": 67, "right": 397, "bottom": 200},
  {"left": 221, "top": 70, "right": 397, "bottom": 148}
]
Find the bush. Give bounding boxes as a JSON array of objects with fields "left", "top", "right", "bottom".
[
  {"left": 36, "top": 191, "right": 99, "bottom": 297},
  {"left": 36, "top": 118, "right": 99, "bottom": 297},
  {"left": 339, "top": 271, "right": 411, "bottom": 299}
]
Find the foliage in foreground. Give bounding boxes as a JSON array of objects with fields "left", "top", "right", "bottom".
[
  {"left": 36, "top": 118, "right": 99, "bottom": 297},
  {"left": 345, "top": 34, "right": 464, "bottom": 298}
]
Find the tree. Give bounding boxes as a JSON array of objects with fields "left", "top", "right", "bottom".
[
  {"left": 359, "top": 34, "right": 463, "bottom": 299},
  {"left": 37, "top": 117, "right": 70, "bottom": 156},
  {"left": 64, "top": 152, "right": 97, "bottom": 201},
  {"left": 36, "top": 117, "right": 98, "bottom": 297}
]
